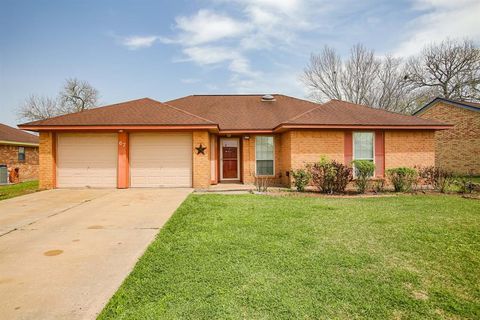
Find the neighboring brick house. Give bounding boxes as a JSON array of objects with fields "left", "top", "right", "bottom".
[
  {"left": 18, "top": 94, "right": 450, "bottom": 189},
  {"left": 0, "top": 123, "right": 39, "bottom": 183},
  {"left": 414, "top": 97, "right": 480, "bottom": 175}
]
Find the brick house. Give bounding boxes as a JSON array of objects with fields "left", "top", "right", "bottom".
[
  {"left": 414, "top": 97, "right": 480, "bottom": 175},
  {"left": 0, "top": 123, "right": 39, "bottom": 183},
  {"left": 18, "top": 94, "right": 450, "bottom": 189}
]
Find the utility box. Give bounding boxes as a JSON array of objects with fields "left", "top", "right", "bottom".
[{"left": 0, "top": 165, "right": 8, "bottom": 184}]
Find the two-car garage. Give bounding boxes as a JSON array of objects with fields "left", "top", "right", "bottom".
[{"left": 56, "top": 133, "right": 192, "bottom": 188}]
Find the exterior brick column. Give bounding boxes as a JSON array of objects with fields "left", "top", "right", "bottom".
[
  {"left": 192, "top": 131, "right": 210, "bottom": 188},
  {"left": 374, "top": 131, "right": 385, "bottom": 177},
  {"left": 39, "top": 131, "right": 56, "bottom": 189},
  {"left": 117, "top": 132, "right": 129, "bottom": 188}
]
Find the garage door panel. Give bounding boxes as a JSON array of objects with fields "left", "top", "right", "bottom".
[
  {"left": 57, "top": 133, "right": 117, "bottom": 188},
  {"left": 130, "top": 133, "right": 192, "bottom": 187}
]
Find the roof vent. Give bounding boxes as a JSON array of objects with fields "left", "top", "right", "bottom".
[{"left": 261, "top": 94, "right": 276, "bottom": 102}]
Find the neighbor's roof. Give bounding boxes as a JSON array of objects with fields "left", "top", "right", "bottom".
[
  {"left": 0, "top": 123, "right": 39, "bottom": 145},
  {"left": 413, "top": 97, "right": 480, "bottom": 115},
  {"left": 19, "top": 94, "right": 449, "bottom": 132},
  {"left": 19, "top": 98, "right": 216, "bottom": 127}
]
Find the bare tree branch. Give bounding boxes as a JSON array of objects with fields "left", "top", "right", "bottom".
[
  {"left": 17, "top": 78, "right": 100, "bottom": 121},
  {"left": 404, "top": 39, "right": 480, "bottom": 102},
  {"left": 17, "top": 95, "right": 58, "bottom": 121},
  {"left": 302, "top": 39, "right": 480, "bottom": 114},
  {"left": 58, "top": 78, "right": 99, "bottom": 113}
]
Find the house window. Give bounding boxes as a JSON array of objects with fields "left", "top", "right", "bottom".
[
  {"left": 353, "top": 132, "right": 374, "bottom": 175},
  {"left": 255, "top": 136, "right": 274, "bottom": 176},
  {"left": 18, "top": 147, "right": 25, "bottom": 162}
]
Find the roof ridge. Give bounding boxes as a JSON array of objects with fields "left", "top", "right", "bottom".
[
  {"left": 192, "top": 93, "right": 280, "bottom": 96},
  {"left": 161, "top": 102, "right": 216, "bottom": 124},
  {"left": 283, "top": 102, "right": 326, "bottom": 123}
]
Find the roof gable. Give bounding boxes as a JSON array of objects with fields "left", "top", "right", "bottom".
[
  {"left": 414, "top": 97, "right": 480, "bottom": 116},
  {"left": 20, "top": 98, "right": 216, "bottom": 127}
]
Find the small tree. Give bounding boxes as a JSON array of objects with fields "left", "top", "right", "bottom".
[
  {"left": 352, "top": 160, "right": 375, "bottom": 193},
  {"left": 291, "top": 168, "right": 311, "bottom": 192}
]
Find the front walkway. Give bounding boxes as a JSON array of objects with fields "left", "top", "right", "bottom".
[{"left": 0, "top": 188, "right": 192, "bottom": 319}]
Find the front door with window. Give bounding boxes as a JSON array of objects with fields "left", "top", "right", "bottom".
[{"left": 220, "top": 138, "right": 239, "bottom": 180}]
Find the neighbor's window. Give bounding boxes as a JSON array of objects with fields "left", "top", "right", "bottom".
[
  {"left": 255, "top": 136, "right": 274, "bottom": 176},
  {"left": 18, "top": 146, "right": 25, "bottom": 161}
]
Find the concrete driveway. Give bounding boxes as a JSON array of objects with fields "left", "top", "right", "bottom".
[{"left": 0, "top": 188, "right": 192, "bottom": 319}]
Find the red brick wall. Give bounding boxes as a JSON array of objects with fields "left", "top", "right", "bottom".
[
  {"left": 418, "top": 102, "right": 480, "bottom": 175},
  {"left": 38, "top": 132, "right": 55, "bottom": 189},
  {"left": 242, "top": 134, "right": 283, "bottom": 186},
  {"left": 384, "top": 130, "right": 435, "bottom": 169},
  {"left": 193, "top": 131, "right": 210, "bottom": 188},
  {"left": 0, "top": 144, "right": 39, "bottom": 181}
]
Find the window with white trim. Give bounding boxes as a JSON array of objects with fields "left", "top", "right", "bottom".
[
  {"left": 353, "top": 132, "right": 374, "bottom": 175},
  {"left": 255, "top": 136, "right": 274, "bottom": 176}
]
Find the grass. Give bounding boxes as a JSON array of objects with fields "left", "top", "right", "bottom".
[
  {"left": 0, "top": 180, "right": 39, "bottom": 201},
  {"left": 99, "top": 194, "right": 480, "bottom": 319}
]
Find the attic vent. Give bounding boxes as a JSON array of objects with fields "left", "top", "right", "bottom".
[{"left": 261, "top": 94, "right": 276, "bottom": 102}]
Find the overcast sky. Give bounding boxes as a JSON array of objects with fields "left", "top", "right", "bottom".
[{"left": 1, "top": 0, "right": 479, "bottom": 126}]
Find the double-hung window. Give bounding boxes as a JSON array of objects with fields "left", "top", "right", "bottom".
[
  {"left": 18, "top": 146, "right": 25, "bottom": 162},
  {"left": 353, "top": 132, "right": 374, "bottom": 175},
  {"left": 255, "top": 136, "right": 274, "bottom": 176}
]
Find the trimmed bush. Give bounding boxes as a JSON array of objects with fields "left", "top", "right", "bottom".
[
  {"left": 373, "top": 179, "right": 385, "bottom": 193},
  {"left": 291, "top": 168, "right": 311, "bottom": 192},
  {"left": 307, "top": 157, "right": 352, "bottom": 194},
  {"left": 386, "top": 167, "right": 417, "bottom": 192},
  {"left": 352, "top": 160, "right": 375, "bottom": 193}
]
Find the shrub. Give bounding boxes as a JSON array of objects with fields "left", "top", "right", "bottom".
[
  {"left": 352, "top": 160, "right": 375, "bottom": 193},
  {"left": 417, "top": 166, "right": 454, "bottom": 193},
  {"left": 373, "top": 179, "right": 385, "bottom": 193},
  {"left": 386, "top": 167, "right": 417, "bottom": 192},
  {"left": 454, "top": 176, "right": 476, "bottom": 194},
  {"left": 307, "top": 157, "right": 352, "bottom": 194},
  {"left": 254, "top": 176, "right": 271, "bottom": 192},
  {"left": 290, "top": 168, "right": 311, "bottom": 192}
]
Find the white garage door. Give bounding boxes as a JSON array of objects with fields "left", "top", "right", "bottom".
[
  {"left": 130, "top": 133, "right": 192, "bottom": 187},
  {"left": 57, "top": 133, "right": 117, "bottom": 188}
]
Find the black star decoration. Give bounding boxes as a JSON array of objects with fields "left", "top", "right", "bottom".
[{"left": 195, "top": 144, "right": 207, "bottom": 155}]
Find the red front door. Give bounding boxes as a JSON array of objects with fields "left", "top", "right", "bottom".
[{"left": 221, "top": 139, "right": 239, "bottom": 179}]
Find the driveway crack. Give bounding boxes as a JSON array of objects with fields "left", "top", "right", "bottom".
[{"left": 0, "top": 192, "right": 111, "bottom": 238}]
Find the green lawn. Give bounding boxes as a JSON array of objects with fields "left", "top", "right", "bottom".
[
  {"left": 0, "top": 180, "right": 39, "bottom": 201},
  {"left": 99, "top": 194, "right": 480, "bottom": 319}
]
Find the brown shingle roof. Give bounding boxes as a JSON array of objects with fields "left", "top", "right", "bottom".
[
  {"left": 284, "top": 99, "right": 447, "bottom": 127},
  {"left": 166, "top": 94, "right": 321, "bottom": 130},
  {"left": 19, "top": 95, "right": 448, "bottom": 131},
  {"left": 0, "top": 123, "right": 39, "bottom": 145},
  {"left": 20, "top": 98, "right": 216, "bottom": 127}
]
